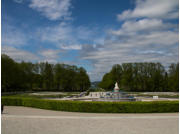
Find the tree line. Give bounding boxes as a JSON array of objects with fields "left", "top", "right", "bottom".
[
  {"left": 2, "top": 54, "right": 90, "bottom": 92},
  {"left": 99, "top": 62, "right": 179, "bottom": 92}
]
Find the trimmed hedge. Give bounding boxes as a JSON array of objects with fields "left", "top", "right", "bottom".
[{"left": 1, "top": 96, "right": 179, "bottom": 113}]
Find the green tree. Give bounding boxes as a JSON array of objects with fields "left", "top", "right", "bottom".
[
  {"left": 168, "top": 63, "right": 179, "bottom": 91},
  {"left": 42, "top": 62, "right": 54, "bottom": 90},
  {"left": 99, "top": 62, "right": 175, "bottom": 92}
]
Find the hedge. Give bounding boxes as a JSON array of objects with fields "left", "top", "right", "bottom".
[{"left": 1, "top": 96, "right": 179, "bottom": 113}]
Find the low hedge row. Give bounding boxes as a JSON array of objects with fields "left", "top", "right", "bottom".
[{"left": 1, "top": 96, "right": 179, "bottom": 113}]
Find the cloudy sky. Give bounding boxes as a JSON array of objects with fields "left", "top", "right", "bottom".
[{"left": 2, "top": 0, "right": 179, "bottom": 81}]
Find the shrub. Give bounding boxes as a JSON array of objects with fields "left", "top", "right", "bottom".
[{"left": 1, "top": 96, "right": 179, "bottom": 113}]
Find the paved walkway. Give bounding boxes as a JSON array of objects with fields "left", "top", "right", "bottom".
[{"left": 2, "top": 106, "right": 179, "bottom": 134}]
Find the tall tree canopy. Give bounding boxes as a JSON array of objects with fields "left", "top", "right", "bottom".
[
  {"left": 99, "top": 63, "right": 179, "bottom": 92},
  {"left": 2, "top": 54, "right": 90, "bottom": 92}
]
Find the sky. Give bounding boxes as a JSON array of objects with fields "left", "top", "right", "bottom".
[{"left": 2, "top": 0, "right": 179, "bottom": 82}]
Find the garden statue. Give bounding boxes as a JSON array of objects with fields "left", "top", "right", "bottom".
[{"left": 114, "top": 82, "right": 119, "bottom": 92}]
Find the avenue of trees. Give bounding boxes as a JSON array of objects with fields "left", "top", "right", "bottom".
[
  {"left": 2, "top": 54, "right": 90, "bottom": 92},
  {"left": 99, "top": 63, "right": 179, "bottom": 92}
]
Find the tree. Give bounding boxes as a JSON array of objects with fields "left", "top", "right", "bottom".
[
  {"left": 42, "top": 62, "right": 54, "bottom": 90},
  {"left": 2, "top": 54, "right": 91, "bottom": 92},
  {"left": 99, "top": 62, "right": 178, "bottom": 92},
  {"left": 2, "top": 54, "right": 26, "bottom": 91},
  {"left": 168, "top": 63, "right": 179, "bottom": 91},
  {"left": 54, "top": 64, "right": 63, "bottom": 90},
  {"left": 98, "top": 73, "right": 114, "bottom": 90}
]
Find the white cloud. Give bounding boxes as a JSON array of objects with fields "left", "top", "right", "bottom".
[
  {"left": 2, "top": 46, "right": 39, "bottom": 62},
  {"left": 117, "top": 0, "right": 178, "bottom": 20},
  {"left": 61, "top": 44, "right": 82, "bottom": 50},
  {"left": 1, "top": 45, "right": 63, "bottom": 64},
  {"left": 2, "top": 47, "right": 64, "bottom": 64},
  {"left": 112, "top": 19, "right": 166, "bottom": 34},
  {"left": 2, "top": 24, "right": 27, "bottom": 46},
  {"left": 13, "top": 0, "right": 23, "bottom": 3},
  {"left": 37, "top": 22, "right": 72, "bottom": 43},
  {"left": 39, "top": 49, "right": 61, "bottom": 63},
  {"left": 36, "top": 22, "right": 101, "bottom": 50},
  {"left": 36, "top": 23, "right": 78, "bottom": 50},
  {"left": 39, "top": 49, "right": 60, "bottom": 59},
  {"left": 29, "top": 0, "right": 72, "bottom": 20},
  {"left": 75, "top": 26, "right": 95, "bottom": 40}
]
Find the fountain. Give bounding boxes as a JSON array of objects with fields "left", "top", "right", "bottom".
[
  {"left": 102, "top": 82, "right": 136, "bottom": 101},
  {"left": 58, "top": 82, "right": 136, "bottom": 102}
]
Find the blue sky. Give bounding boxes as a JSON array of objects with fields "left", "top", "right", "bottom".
[{"left": 2, "top": 0, "right": 179, "bottom": 81}]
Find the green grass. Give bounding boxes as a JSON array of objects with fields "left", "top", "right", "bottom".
[
  {"left": 1, "top": 96, "right": 179, "bottom": 113},
  {"left": 133, "top": 94, "right": 179, "bottom": 98},
  {"left": 2, "top": 93, "right": 77, "bottom": 99}
]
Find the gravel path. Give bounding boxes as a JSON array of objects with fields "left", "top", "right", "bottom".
[{"left": 2, "top": 106, "right": 179, "bottom": 134}]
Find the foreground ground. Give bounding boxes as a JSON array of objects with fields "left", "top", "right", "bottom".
[{"left": 2, "top": 106, "right": 179, "bottom": 134}]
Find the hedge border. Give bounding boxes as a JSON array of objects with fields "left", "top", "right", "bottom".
[{"left": 1, "top": 97, "right": 179, "bottom": 113}]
